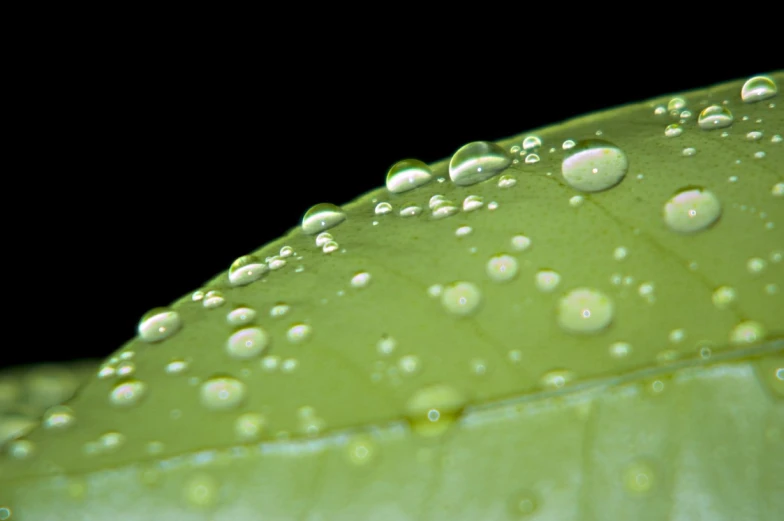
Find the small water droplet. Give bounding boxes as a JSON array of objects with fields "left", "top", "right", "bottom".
[
  {"left": 698, "top": 105, "right": 734, "bottom": 130},
  {"left": 535, "top": 269, "right": 561, "bottom": 292},
  {"left": 663, "top": 187, "right": 721, "bottom": 233},
  {"left": 203, "top": 290, "right": 225, "bottom": 309},
  {"left": 668, "top": 328, "right": 685, "bottom": 343},
  {"left": 322, "top": 240, "right": 339, "bottom": 253},
  {"left": 226, "top": 327, "right": 270, "bottom": 360},
  {"left": 399, "top": 203, "right": 422, "bottom": 217},
  {"left": 287, "top": 323, "right": 312, "bottom": 343},
  {"left": 613, "top": 246, "right": 628, "bottom": 261},
  {"left": 511, "top": 235, "right": 532, "bottom": 251},
  {"left": 235, "top": 412, "right": 266, "bottom": 441},
  {"left": 165, "top": 359, "right": 189, "bottom": 375},
  {"left": 623, "top": 460, "right": 656, "bottom": 494},
  {"left": 455, "top": 225, "right": 472, "bottom": 237},
  {"left": 730, "top": 321, "right": 766, "bottom": 345},
  {"left": 227, "top": 306, "right": 257, "bottom": 326},
  {"left": 377, "top": 335, "right": 396, "bottom": 356},
  {"left": 386, "top": 159, "right": 433, "bottom": 193},
  {"left": 561, "top": 139, "right": 629, "bottom": 192},
  {"left": 404, "top": 384, "right": 465, "bottom": 437},
  {"left": 469, "top": 358, "right": 488, "bottom": 376},
  {"left": 301, "top": 203, "right": 346, "bottom": 235},
  {"left": 449, "top": 141, "right": 512, "bottom": 186},
  {"left": 741, "top": 75, "right": 778, "bottom": 103},
  {"left": 267, "top": 256, "right": 286, "bottom": 270},
  {"left": 557, "top": 288, "right": 614, "bottom": 334},
  {"left": 431, "top": 200, "right": 459, "bottom": 219},
  {"left": 682, "top": 147, "right": 697, "bottom": 157},
  {"left": 562, "top": 139, "right": 576, "bottom": 150},
  {"left": 398, "top": 354, "right": 421, "bottom": 376},
  {"left": 346, "top": 435, "right": 377, "bottom": 466},
  {"left": 183, "top": 472, "right": 220, "bottom": 509},
  {"left": 747, "top": 131, "right": 764, "bottom": 141},
  {"left": 42, "top": 405, "right": 76, "bottom": 430},
  {"left": 6, "top": 439, "right": 35, "bottom": 460},
  {"left": 609, "top": 342, "right": 632, "bottom": 358},
  {"left": 522, "top": 136, "right": 542, "bottom": 151},
  {"left": 486, "top": 254, "right": 518, "bottom": 282},
  {"left": 200, "top": 376, "right": 246, "bottom": 411},
  {"left": 351, "top": 272, "right": 371, "bottom": 288},
  {"left": 109, "top": 379, "right": 147, "bottom": 407},
  {"left": 497, "top": 174, "right": 517, "bottom": 188},
  {"left": 664, "top": 123, "right": 683, "bottom": 137},
  {"left": 228, "top": 255, "right": 268, "bottom": 286},
  {"left": 374, "top": 202, "right": 393, "bottom": 215},
  {"left": 568, "top": 195, "right": 584, "bottom": 207},
  {"left": 772, "top": 182, "right": 784, "bottom": 197},
  {"left": 540, "top": 369, "right": 575, "bottom": 390},
  {"left": 441, "top": 281, "right": 482, "bottom": 316},
  {"left": 138, "top": 308, "right": 181, "bottom": 343},
  {"left": 524, "top": 153, "right": 540, "bottom": 164},
  {"left": 747, "top": 257, "right": 767, "bottom": 274},
  {"left": 712, "top": 286, "right": 736, "bottom": 309},
  {"left": 507, "top": 489, "right": 539, "bottom": 517},
  {"left": 668, "top": 97, "right": 686, "bottom": 112},
  {"left": 462, "top": 194, "right": 484, "bottom": 212}
]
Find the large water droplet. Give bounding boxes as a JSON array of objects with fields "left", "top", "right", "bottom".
[
  {"left": 441, "top": 281, "right": 482, "bottom": 316},
  {"left": 557, "top": 288, "right": 614, "bottom": 334},
  {"left": 561, "top": 139, "right": 629, "bottom": 192},
  {"left": 110, "top": 379, "right": 147, "bottom": 407},
  {"left": 741, "top": 75, "right": 778, "bottom": 103},
  {"left": 404, "top": 384, "right": 465, "bottom": 437},
  {"left": 228, "top": 255, "right": 268, "bottom": 286},
  {"left": 449, "top": 141, "right": 511, "bottom": 186},
  {"left": 663, "top": 187, "right": 721, "bottom": 233},
  {"left": 698, "top": 105, "right": 734, "bottom": 130},
  {"left": 226, "top": 327, "right": 270, "bottom": 359},
  {"left": 200, "top": 376, "right": 246, "bottom": 411},
  {"left": 301, "top": 203, "right": 346, "bottom": 235},
  {"left": 138, "top": 308, "right": 181, "bottom": 343},
  {"left": 386, "top": 159, "right": 433, "bottom": 193}
]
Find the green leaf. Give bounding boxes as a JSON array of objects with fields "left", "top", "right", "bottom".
[{"left": 0, "top": 73, "right": 782, "bottom": 521}]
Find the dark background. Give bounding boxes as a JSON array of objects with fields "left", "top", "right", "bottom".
[{"left": 4, "top": 46, "right": 777, "bottom": 371}]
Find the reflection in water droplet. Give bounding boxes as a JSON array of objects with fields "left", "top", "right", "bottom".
[
  {"left": 226, "top": 327, "right": 270, "bottom": 359},
  {"left": 663, "top": 187, "right": 721, "bottom": 233},
  {"left": 138, "top": 308, "right": 181, "bottom": 342},
  {"left": 228, "top": 255, "right": 268, "bottom": 287},
  {"left": 698, "top": 105, "right": 734, "bottom": 130},
  {"left": 386, "top": 159, "right": 433, "bottom": 193},
  {"left": 449, "top": 141, "right": 511, "bottom": 186},
  {"left": 110, "top": 379, "right": 147, "bottom": 407},
  {"left": 441, "top": 281, "right": 482, "bottom": 316},
  {"left": 557, "top": 288, "right": 614, "bottom": 334},
  {"left": 741, "top": 76, "right": 778, "bottom": 103},
  {"left": 301, "top": 203, "right": 346, "bottom": 235},
  {"left": 561, "top": 139, "right": 629, "bottom": 192},
  {"left": 200, "top": 376, "right": 246, "bottom": 411}
]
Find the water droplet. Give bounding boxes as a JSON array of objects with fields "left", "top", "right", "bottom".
[
  {"left": 623, "top": 460, "right": 656, "bottom": 494},
  {"left": 399, "top": 203, "right": 422, "bottom": 217},
  {"left": 523, "top": 136, "right": 542, "bottom": 150},
  {"left": 540, "top": 369, "right": 575, "bottom": 390},
  {"left": 377, "top": 335, "right": 396, "bottom": 356},
  {"left": 613, "top": 246, "right": 628, "bottom": 261},
  {"left": 609, "top": 342, "right": 632, "bottom": 358},
  {"left": 747, "top": 257, "right": 767, "bottom": 274},
  {"left": 441, "top": 281, "right": 482, "bottom": 316},
  {"left": 203, "top": 290, "right": 225, "bottom": 309},
  {"left": 109, "top": 379, "right": 147, "bottom": 407},
  {"left": 455, "top": 225, "right": 472, "bottom": 237},
  {"left": 386, "top": 159, "right": 433, "bottom": 193},
  {"left": 235, "top": 412, "right": 266, "bottom": 441},
  {"left": 698, "top": 105, "right": 734, "bottom": 130},
  {"left": 730, "top": 321, "right": 765, "bottom": 345},
  {"left": 301, "top": 203, "right": 346, "bottom": 235},
  {"left": 557, "top": 288, "right": 614, "bottom": 334},
  {"left": 668, "top": 97, "right": 686, "bottom": 112},
  {"left": 486, "top": 254, "right": 518, "bottom": 282},
  {"left": 535, "top": 269, "right": 561, "bottom": 292},
  {"left": 270, "top": 303, "right": 290, "bottom": 317},
  {"left": 498, "top": 174, "right": 517, "bottom": 188},
  {"left": 711, "top": 286, "right": 736, "bottom": 309},
  {"left": 200, "top": 376, "right": 246, "bottom": 411},
  {"left": 741, "top": 75, "right": 778, "bottom": 103},
  {"left": 511, "top": 235, "right": 532, "bottom": 251},
  {"left": 404, "top": 384, "right": 465, "bottom": 437},
  {"left": 462, "top": 194, "right": 484, "bottom": 212},
  {"left": 663, "top": 187, "right": 721, "bottom": 233},
  {"left": 279, "top": 246, "right": 293, "bottom": 257},
  {"left": 507, "top": 489, "right": 539, "bottom": 517},
  {"left": 227, "top": 306, "right": 256, "bottom": 326},
  {"left": 561, "top": 139, "right": 629, "bottom": 192},
  {"left": 165, "top": 359, "right": 189, "bottom": 375},
  {"left": 322, "top": 240, "right": 339, "bottom": 254},
  {"left": 669, "top": 328, "right": 685, "bottom": 343},
  {"left": 469, "top": 358, "right": 488, "bottom": 376},
  {"left": 183, "top": 472, "right": 220, "bottom": 509},
  {"left": 449, "top": 141, "right": 512, "bottom": 186},
  {"left": 42, "top": 405, "right": 75, "bottom": 430},
  {"left": 138, "top": 308, "right": 181, "bottom": 343},
  {"left": 6, "top": 439, "right": 35, "bottom": 460},
  {"left": 524, "top": 153, "right": 540, "bottom": 164},
  {"left": 346, "top": 435, "right": 377, "bottom": 466},
  {"left": 0, "top": 507, "right": 11, "bottom": 520},
  {"left": 682, "top": 147, "right": 697, "bottom": 157},
  {"left": 228, "top": 255, "right": 268, "bottom": 286},
  {"left": 747, "top": 131, "right": 764, "bottom": 141},
  {"left": 431, "top": 200, "right": 459, "bottom": 219},
  {"left": 374, "top": 202, "right": 393, "bottom": 215},
  {"left": 664, "top": 123, "right": 683, "bottom": 137},
  {"left": 267, "top": 256, "right": 286, "bottom": 270},
  {"left": 99, "top": 431, "right": 126, "bottom": 453},
  {"left": 350, "top": 272, "right": 371, "bottom": 288},
  {"left": 226, "top": 327, "right": 269, "bottom": 360},
  {"left": 398, "top": 355, "right": 421, "bottom": 376},
  {"left": 568, "top": 195, "right": 584, "bottom": 207},
  {"left": 315, "top": 232, "right": 333, "bottom": 247},
  {"left": 287, "top": 323, "right": 312, "bottom": 343}
]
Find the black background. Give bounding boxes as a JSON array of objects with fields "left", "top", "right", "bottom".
[{"left": 4, "top": 45, "right": 777, "bottom": 371}]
